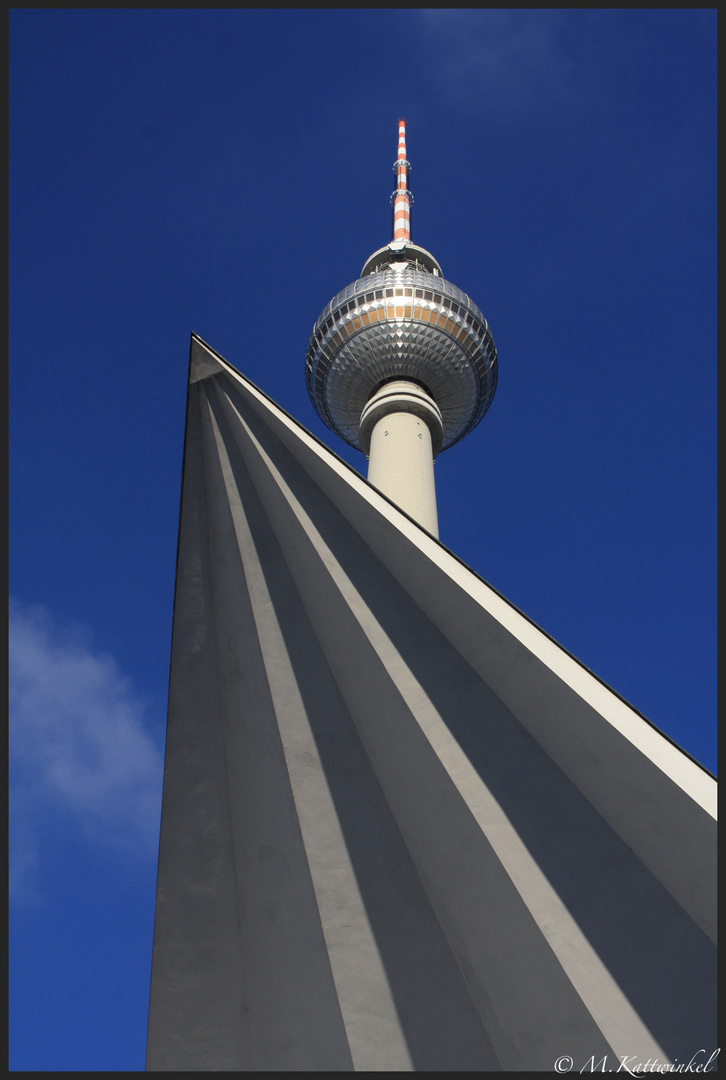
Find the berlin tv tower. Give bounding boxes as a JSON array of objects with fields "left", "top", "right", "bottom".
[{"left": 306, "top": 119, "right": 498, "bottom": 537}]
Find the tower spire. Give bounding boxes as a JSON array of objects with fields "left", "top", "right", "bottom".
[{"left": 392, "top": 118, "right": 412, "bottom": 242}]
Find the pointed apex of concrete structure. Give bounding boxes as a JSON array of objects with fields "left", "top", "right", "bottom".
[
  {"left": 189, "top": 333, "right": 227, "bottom": 383},
  {"left": 148, "top": 337, "right": 715, "bottom": 1071}
]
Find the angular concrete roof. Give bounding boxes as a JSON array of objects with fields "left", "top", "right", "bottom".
[{"left": 146, "top": 333, "right": 716, "bottom": 1071}]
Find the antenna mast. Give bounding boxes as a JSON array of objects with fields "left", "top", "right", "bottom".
[{"left": 392, "top": 118, "right": 413, "bottom": 242}]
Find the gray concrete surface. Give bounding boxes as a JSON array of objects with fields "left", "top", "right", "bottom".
[{"left": 146, "top": 335, "right": 716, "bottom": 1071}]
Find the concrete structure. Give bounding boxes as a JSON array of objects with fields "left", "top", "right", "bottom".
[
  {"left": 360, "top": 379, "right": 442, "bottom": 536},
  {"left": 146, "top": 333, "right": 716, "bottom": 1071},
  {"left": 305, "top": 119, "right": 497, "bottom": 537}
]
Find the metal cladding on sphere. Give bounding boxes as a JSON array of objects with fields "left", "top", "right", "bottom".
[
  {"left": 305, "top": 120, "right": 498, "bottom": 455},
  {"left": 306, "top": 264, "right": 497, "bottom": 453}
]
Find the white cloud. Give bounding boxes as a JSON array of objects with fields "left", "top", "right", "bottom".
[
  {"left": 416, "top": 10, "right": 582, "bottom": 121},
  {"left": 9, "top": 599, "right": 164, "bottom": 901}
]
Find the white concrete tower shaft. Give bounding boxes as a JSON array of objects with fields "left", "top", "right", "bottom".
[{"left": 360, "top": 379, "right": 443, "bottom": 536}]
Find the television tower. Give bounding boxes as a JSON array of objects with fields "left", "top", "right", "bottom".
[{"left": 306, "top": 119, "right": 497, "bottom": 537}]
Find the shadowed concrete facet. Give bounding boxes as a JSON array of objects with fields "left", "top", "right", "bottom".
[{"left": 146, "top": 335, "right": 716, "bottom": 1072}]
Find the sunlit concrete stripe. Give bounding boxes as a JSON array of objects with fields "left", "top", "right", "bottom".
[
  {"left": 215, "top": 382, "right": 672, "bottom": 1068},
  {"left": 203, "top": 392, "right": 415, "bottom": 1072}
]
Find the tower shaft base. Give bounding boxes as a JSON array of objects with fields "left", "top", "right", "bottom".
[{"left": 361, "top": 380, "right": 442, "bottom": 537}]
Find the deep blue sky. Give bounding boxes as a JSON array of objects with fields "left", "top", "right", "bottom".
[{"left": 9, "top": 9, "right": 716, "bottom": 1071}]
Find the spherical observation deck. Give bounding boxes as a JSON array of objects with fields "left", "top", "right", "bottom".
[{"left": 305, "top": 245, "right": 498, "bottom": 454}]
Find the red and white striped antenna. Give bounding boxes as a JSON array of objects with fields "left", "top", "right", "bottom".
[{"left": 391, "top": 118, "right": 413, "bottom": 242}]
